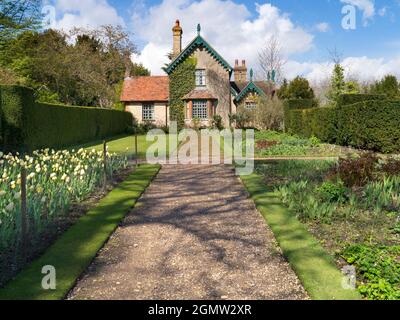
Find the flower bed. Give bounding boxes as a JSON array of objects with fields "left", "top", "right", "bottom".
[
  {"left": 255, "top": 155, "right": 400, "bottom": 300},
  {"left": 0, "top": 148, "right": 127, "bottom": 285}
]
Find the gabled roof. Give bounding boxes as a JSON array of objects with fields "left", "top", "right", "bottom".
[
  {"left": 121, "top": 76, "right": 169, "bottom": 102},
  {"left": 165, "top": 34, "right": 233, "bottom": 75},
  {"left": 234, "top": 81, "right": 267, "bottom": 103}
]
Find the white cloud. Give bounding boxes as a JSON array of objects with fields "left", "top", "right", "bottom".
[
  {"left": 340, "top": 0, "right": 375, "bottom": 21},
  {"left": 284, "top": 56, "right": 400, "bottom": 84},
  {"left": 316, "top": 22, "right": 330, "bottom": 32},
  {"left": 378, "top": 7, "right": 387, "bottom": 17},
  {"left": 132, "top": 0, "right": 314, "bottom": 75},
  {"left": 49, "top": 0, "right": 125, "bottom": 31}
]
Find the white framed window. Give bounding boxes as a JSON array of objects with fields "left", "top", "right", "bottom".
[
  {"left": 192, "top": 100, "right": 208, "bottom": 120},
  {"left": 245, "top": 101, "right": 257, "bottom": 110},
  {"left": 195, "top": 69, "right": 206, "bottom": 87},
  {"left": 142, "top": 104, "right": 155, "bottom": 121}
]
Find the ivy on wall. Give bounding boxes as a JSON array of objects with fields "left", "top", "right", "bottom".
[{"left": 169, "top": 56, "right": 196, "bottom": 127}]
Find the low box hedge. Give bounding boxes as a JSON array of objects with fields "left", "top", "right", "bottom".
[{"left": 0, "top": 85, "right": 133, "bottom": 152}]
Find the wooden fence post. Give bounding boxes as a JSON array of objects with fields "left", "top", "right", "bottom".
[
  {"left": 20, "top": 166, "right": 28, "bottom": 261},
  {"left": 135, "top": 134, "right": 138, "bottom": 167},
  {"left": 103, "top": 140, "right": 107, "bottom": 191}
]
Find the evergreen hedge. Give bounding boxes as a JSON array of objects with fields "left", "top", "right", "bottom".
[
  {"left": 0, "top": 85, "right": 132, "bottom": 152},
  {"left": 284, "top": 94, "right": 400, "bottom": 153},
  {"left": 336, "top": 94, "right": 385, "bottom": 107}
]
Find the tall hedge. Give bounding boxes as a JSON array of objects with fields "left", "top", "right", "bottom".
[
  {"left": 0, "top": 85, "right": 132, "bottom": 152},
  {"left": 336, "top": 94, "right": 386, "bottom": 107},
  {"left": 169, "top": 57, "right": 196, "bottom": 128},
  {"left": 284, "top": 95, "right": 400, "bottom": 153}
]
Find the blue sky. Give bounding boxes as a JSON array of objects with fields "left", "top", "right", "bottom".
[{"left": 45, "top": 0, "right": 400, "bottom": 81}]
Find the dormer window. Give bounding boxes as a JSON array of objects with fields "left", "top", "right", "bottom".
[{"left": 195, "top": 69, "right": 206, "bottom": 87}]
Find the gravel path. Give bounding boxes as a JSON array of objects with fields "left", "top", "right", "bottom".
[{"left": 69, "top": 165, "right": 307, "bottom": 300}]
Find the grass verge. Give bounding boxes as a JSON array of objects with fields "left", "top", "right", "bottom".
[
  {"left": 0, "top": 164, "right": 161, "bottom": 300},
  {"left": 240, "top": 172, "right": 361, "bottom": 300}
]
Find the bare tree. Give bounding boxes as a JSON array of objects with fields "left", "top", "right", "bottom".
[
  {"left": 258, "top": 36, "right": 286, "bottom": 83},
  {"left": 327, "top": 46, "right": 343, "bottom": 64}
]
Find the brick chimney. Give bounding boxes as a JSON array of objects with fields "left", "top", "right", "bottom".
[
  {"left": 172, "top": 20, "right": 183, "bottom": 60},
  {"left": 234, "top": 59, "right": 247, "bottom": 82}
]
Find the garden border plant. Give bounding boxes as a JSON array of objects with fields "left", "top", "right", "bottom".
[
  {"left": 0, "top": 164, "right": 160, "bottom": 300},
  {"left": 240, "top": 171, "right": 361, "bottom": 300}
]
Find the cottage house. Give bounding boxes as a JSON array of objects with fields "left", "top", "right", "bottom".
[{"left": 121, "top": 20, "right": 275, "bottom": 127}]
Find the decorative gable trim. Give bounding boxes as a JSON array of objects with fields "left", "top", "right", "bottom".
[
  {"left": 234, "top": 81, "right": 266, "bottom": 103},
  {"left": 165, "top": 35, "right": 233, "bottom": 75}
]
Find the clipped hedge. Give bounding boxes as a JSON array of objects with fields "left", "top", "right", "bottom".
[
  {"left": 336, "top": 100, "right": 400, "bottom": 153},
  {"left": 0, "top": 85, "right": 133, "bottom": 152},
  {"left": 284, "top": 98, "right": 318, "bottom": 111},
  {"left": 336, "top": 94, "right": 386, "bottom": 107},
  {"left": 286, "top": 99, "right": 400, "bottom": 153}
]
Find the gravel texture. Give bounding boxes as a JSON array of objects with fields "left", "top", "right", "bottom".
[{"left": 69, "top": 165, "right": 308, "bottom": 300}]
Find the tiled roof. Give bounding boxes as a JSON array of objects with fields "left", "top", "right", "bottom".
[
  {"left": 120, "top": 76, "right": 169, "bottom": 102},
  {"left": 182, "top": 89, "right": 217, "bottom": 100}
]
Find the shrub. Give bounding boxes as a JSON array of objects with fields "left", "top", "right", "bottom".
[
  {"left": 316, "top": 181, "right": 348, "bottom": 203},
  {"left": 286, "top": 76, "right": 315, "bottom": 99},
  {"left": 255, "top": 97, "right": 284, "bottom": 131},
  {"left": 329, "top": 153, "right": 379, "bottom": 187},
  {"left": 211, "top": 115, "right": 224, "bottom": 130},
  {"left": 256, "top": 140, "right": 279, "bottom": 150},
  {"left": 381, "top": 157, "right": 400, "bottom": 176},
  {"left": 0, "top": 85, "right": 132, "bottom": 152}
]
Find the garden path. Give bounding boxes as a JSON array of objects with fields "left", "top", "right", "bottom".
[{"left": 69, "top": 165, "right": 307, "bottom": 300}]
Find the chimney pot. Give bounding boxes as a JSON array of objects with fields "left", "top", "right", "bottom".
[
  {"left": 242, "top": 60, "right": 246, "bottom": 66},
  {"left": 172, "top": 19, "right": 183, "bottom": 59},
  {"left": 235, "top": 59, "right": 239, "bottom": 67}
]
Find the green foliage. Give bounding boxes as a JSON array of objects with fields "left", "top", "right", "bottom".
[
  {"left": 336, "top": 93, "right": 385, "bottom": 107},
  {"left": 0, "top": 27, "right": 145, "bottom": 108},
  {"left": 329, "top": 153, "right": 379, "bottom": 187},
  {"left": 229, "top": 112, "right": 251, "bottom": 129},
  {"left": 0, "top": 0, "right": 42, "bottom": 43},
  {"left": 309, "top": 135, "right": 321, "bottom": 147},
  {"left": 342, "top": 245, "right": 400, "bottom": 300},
  {"left": 0, "top": 164, "right": 160, "bottom": 300},
  {"left": 327, "top": 64, "right": 346, "bottom": 102},
  {"left": 241, "top": 171, "right": 361, "bottom": 300},
  {"left": 0, "top": 85, "right": 132, "bottom": 152},
  {"left": 255, "top": 157, "right": 400, "bottom": 300},
  {"left": 277, "top": 78, "right": 289, "bottom": 99},
  {"left": 370, "top": 75, "right": 400, "bottom": 99},
  {"left": 286, "top": 76, "right": 315, "bottom": 99},
  {"left": 211, "top": 114, "right": 224, "bottom": 130},
  {"left": 316, "top": 181, "right": 348, "bottom": 203},
  {"left": 284, "top": 95, "right": 400, "bottom": 153},
  {"left": 169, "top": 57, "right": 196, "bottom": 128}
]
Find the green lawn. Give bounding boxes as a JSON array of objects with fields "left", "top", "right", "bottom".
[
  {"left": 76, "top": 134, "right": 177, "bottom": 159},
  {"left": 0, "top": 164, "right": 160, "bottom": 300},
  {"left": 241, "top": 170, "right": 361, "bottom": 300}
]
